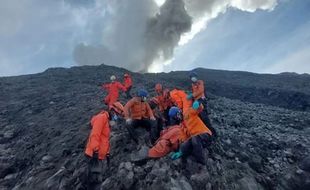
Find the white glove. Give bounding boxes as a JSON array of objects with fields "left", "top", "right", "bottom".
[{"left": 126, "top": 118, "right": 132, "bottom": 125}]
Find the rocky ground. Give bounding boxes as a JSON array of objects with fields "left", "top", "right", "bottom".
[{"left": 0, "top": 64, "right": 309, "bottom": 190}]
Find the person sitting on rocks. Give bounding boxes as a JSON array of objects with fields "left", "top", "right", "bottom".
[
  {"left": 84, "top": 102, "right": 124, "bottom": 183},
  {"left": 124, "top": 89, "right": 159, "bottom": 144},
  {"left": 131, "top": 106, "right": 184, "bottom": 161},
  {"left": 187, "top": 71, "right": 217, "bottom": 138},
  {"left": 148, "top": 97, "right": 165, "bottom": 132},
  {"left": 171, "top": 101, "right": 213, "bottom": 165},
  {"left": 102, "top": 75, "right": 126, "bottom": 106},
  {"left": 155, "top": 83, "right": 173, "bottom": 126}
]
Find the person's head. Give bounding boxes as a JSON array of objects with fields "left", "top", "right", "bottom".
[
  {"left": 168, "top": 106, "right": 182, "bottom": 125},
  {"left": 137, "top": 89, "right": 148, "bottom": 102},
  {"left": 110, "top": 75, "right": 116, "bottom": 81},
  {"left": 124, "top": 73, "right": 129, "bottom": 78},
  {"left": 189, "top": 72, "right": 198, "bottom": 83},
  {"left": 108, "top": 102, "right": 124, "bottom": 126},
  {"left": 155, "top": 83, "right": 163, "bottom": 94}
]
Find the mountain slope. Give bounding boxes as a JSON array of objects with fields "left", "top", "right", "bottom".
[{"left": 0, "top": 64, "right": 309, "bottom": 190}]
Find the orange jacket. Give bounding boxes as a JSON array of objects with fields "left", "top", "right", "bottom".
[
  {"left": 124, "top": 75, "right": 132, "bottom": 89},
  {"left": 103, "top": 81, "right": 126, "bottom": 106},
  {"left": 148, "top": 125, "right": 181, "bottom": 158},
  {"left": 179, "top": 108, "right": 212, "bottom": 142},
  {"left": 85, "top": 111, "right": 110, "bottom": 160},
  {"left": 192, "top": 80, "right": 205, "bottom": 100},
  {"left": 124, "top": 97, "right": 155, "bottom": 120},
  {"left": 169, "top": 89, "right": 192, "bottom": 113},
  {"left": 156, "top": 89, "right": 173, "bottom": 112}
]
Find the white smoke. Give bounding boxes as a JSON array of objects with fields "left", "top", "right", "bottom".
[{"left": 73, "top": 0, "right": 278, "bottom": 72}]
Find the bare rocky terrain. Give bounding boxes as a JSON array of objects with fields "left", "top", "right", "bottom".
[{"left": 0, "top": 64, "right": 309, "bottom": 190}]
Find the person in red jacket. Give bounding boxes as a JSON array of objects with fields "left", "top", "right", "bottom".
[
  {"left": 102, "top": 75, "right": 126, "bottom": 106},
  {"left": 123, "top": 73, "right": 133, "bottom": 99},
  {"left": 187, "top": 72, "right": 217, "bottom": 138},
  {"left": 84, "top": 102, "right": 124, "bottom": 183}
]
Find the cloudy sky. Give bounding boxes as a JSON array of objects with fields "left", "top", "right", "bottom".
[{"left": 0, "top": 0, "right": 309, "bottom": 76}]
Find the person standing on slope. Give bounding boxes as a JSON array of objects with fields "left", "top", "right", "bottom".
[
  {"left": 123, "top": 73, "right": 133, "bottom": 99},
  {"left": 102, "top": 75, "right": 126, "bottom": 106},
  {"left": 84, "top": 102, "right": 124, "bottom": 184},
  {"left": 124, "top": 89, "right": 159, "bottom": 144},
  {"left": 187, "top": 72, "right": 217, "bottom": 138}
]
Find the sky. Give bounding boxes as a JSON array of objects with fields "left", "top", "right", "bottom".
[{"left": 0, "top": 0, "right": 309, "bottom": 76}]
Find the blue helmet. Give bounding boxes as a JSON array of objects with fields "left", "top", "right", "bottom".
[
  {"left": 137, "top": 89, "right": 148, "bottom": 97},
  {"left": 168, "top": 106, "right": 181, "bottom": 118},
  {"left": 189, "top": 71, "right": 198, "bottom": 79}
]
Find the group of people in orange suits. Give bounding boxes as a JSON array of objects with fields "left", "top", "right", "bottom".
[{"left": 84, "top": 71, "right": 216, "bottom": 171}]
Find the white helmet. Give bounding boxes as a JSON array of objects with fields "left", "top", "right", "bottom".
[{"left": 110, "top": 75, "right": 116, "bottom": 81}]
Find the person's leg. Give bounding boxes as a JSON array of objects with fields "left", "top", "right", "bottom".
[
  {"left": 198, "top": 99, "right": 217, "bottom": 138},
  {"left": 141, "top": 119, "right": 159, "bottom": 144},
  {"left": 191, "top": 135, "right": 206, "bottom": 165},
  {"left": 126, "top": 86, "right": 132, "bottom": 99},
  {"left": 125, "top": 119, "right": 139, "bottom": 143},
  {"left": 180, "top": 138, "right": 193, "bottom": 159}
]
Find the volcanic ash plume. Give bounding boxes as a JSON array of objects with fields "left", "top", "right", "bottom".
[{"left": 73, "top": 0, "right": 278, "bottom": 72}]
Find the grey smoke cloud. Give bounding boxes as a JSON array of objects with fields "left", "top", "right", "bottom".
[
  {"left": 143, "top": 0, "right": 192, "bottom": 72},
  {"left": 73, "top": 0, "right": 278, "bottom": 72}
]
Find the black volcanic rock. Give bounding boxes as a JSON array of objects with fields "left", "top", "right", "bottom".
[{"left": 0, "top": 64, "right": 309, "bottom": 190}]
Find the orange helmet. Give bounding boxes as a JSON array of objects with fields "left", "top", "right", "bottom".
[
  {"left": 109, "top": 102, "right": 124, "bottom": 115},
  {"left": 155, "top": 83, "right": 163, "bottom": 93}
]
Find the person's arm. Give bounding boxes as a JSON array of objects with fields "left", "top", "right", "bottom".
[
  {"left": 124, "top": 99, "right": 134, "bottom": 119},
  {"left": 117, "top": 82, "right": 127, "bottom": 92},
  {"left": 102, "top": 83, "right": 110, "bottom": 90},
  {"left": 146, "top": 103, "right": 155, "bottom": 120}
]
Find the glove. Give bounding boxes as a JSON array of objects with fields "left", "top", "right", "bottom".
[
  {"left": 192, "top": 100, "right": 200, "bottom": 110},
  {"left": 171, "top": 151, "right": 182, "bottom": 160},
  {"left": 186, "top": 93, "right": 193, "bottom": 100},
  {"left": 126, "top": 118, "right": 132, "bottom": 125},
  {"left": 150, "top": 117, "right": 156, "bottom": 121}
]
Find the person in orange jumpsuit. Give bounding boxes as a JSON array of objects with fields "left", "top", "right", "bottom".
[
  {"left": 124, "top": 89, "right": 159, "bottom": 144},
  {"left": 169, "top": 88, "right": 192, "bottom": 114},
  {"left": 123, "top": 73, "right": 133, "bottom": 99},
  {"left": 187, "top": 72, "right": 217, "bottom": 138},
  {"left": 148, "top": 106, "right": 184, "bottom": 158},
  {"left": 102, "top": 75, "right": 126, "bottom": 106},
  {"left": 171, "top": 101, "right": 213, "bottom": 165},
  {"left": 155, "top": 83, "right": 173, "bottom": 126},
  {"left": 84, "top": 102, "right": 124, "bottom": 184},
  {"left": 85, "top": 101, "right": 124, "bottom": 160}
]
